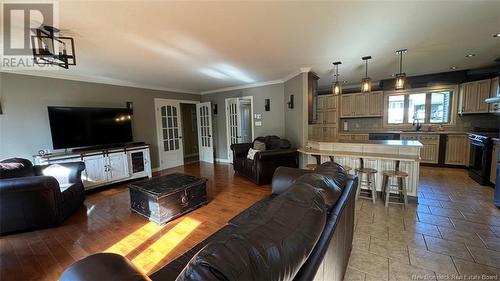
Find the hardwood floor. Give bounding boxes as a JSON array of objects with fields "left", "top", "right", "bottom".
[
  {"left": 1, "top": 164, "right": 499, "bottom": 281},
  {"left": 0, "top": 162, "right": 270, "bottom": 281}
]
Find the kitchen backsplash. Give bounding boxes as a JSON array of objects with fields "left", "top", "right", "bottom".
[{"left": 341, "top": 114, "right": 500, "bottom": 132}]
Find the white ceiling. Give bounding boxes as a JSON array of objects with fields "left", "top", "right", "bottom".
[{"left": 4, "top": 1, "right": 500, "bottom": 93}]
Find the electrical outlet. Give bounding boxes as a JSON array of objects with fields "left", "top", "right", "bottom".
[{"left": 355, "top": 123, "right": 360, "bottom": 129}]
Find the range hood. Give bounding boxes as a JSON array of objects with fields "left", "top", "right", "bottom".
[{"left": 485, "top": 96, "right": 500, "bottom": 103}]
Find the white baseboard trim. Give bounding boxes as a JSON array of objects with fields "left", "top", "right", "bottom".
[
  {"left": 215, "top": 158, "right": 231, "bottom": 163},
  {"left": 152, "top": 167, "right": 162, "bottom": 173}
]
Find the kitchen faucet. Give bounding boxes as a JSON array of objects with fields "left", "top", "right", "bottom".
[{"left": 412, "top": 113, "right": 422, "bottom": 131}]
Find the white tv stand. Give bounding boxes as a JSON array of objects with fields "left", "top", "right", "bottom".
[{"left": 34, "top": 144, "right": 152, "bottom": 190}]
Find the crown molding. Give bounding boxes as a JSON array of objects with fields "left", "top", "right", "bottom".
[
  {"left": 0, "top": 70, "right": 200, "bottom": 95},
  {"left": 200, "top": 79, "right": 284, "bottom": 95},
  {"left": 2, "top": 66, "right": 313, "bottom": 95},
  {"left": 200, "top": 67, "right": 312, "bottom": 95}
]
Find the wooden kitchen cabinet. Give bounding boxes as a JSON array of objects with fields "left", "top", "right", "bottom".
[
  {"left": 401, "top": 133, "right": 439, "bottom": 164},
  {"left": 445, "top": 134, "right": 469, "bottom": 166},
  {"left": 310, "top": 94, "right": 338, "bottom": 139},
  {"left": 340, "top": 95, "right": 356, "bottom": 117},
  {"left": 368, "top": 91, "right": 383, "bottom": 116},
  {"left": 491, "top": 140, "right": 498, "bottom": 184},
  {"left": 338, "top": 134, "right": 369, "bottom": 141},
  {"left": 459, "top": 79, "right": 491, "bottom": 114},
  {"left": 489, "top": 77, "right": 499, "bottom": 113},
  {"left": 340, "top": 91, "right": 383, "bottom": 118}
]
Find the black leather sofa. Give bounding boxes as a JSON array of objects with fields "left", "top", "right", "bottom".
[
  {"left": 60, "top": 162, "right": 357, "bottom": 281},
  {"left": 0, "top": 158, "right": 86, "bottom": 235},
  {"left": 230, "top": 136, "right": 299, "bottom": 185}
]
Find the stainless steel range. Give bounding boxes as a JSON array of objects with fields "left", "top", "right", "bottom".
[{"left": 468, "top": 131, "right": 498, "bottom": 186}]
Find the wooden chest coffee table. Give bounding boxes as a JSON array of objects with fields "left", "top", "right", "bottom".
[{"left": 129, "top": 173, "right": 208, "bottom": 225}]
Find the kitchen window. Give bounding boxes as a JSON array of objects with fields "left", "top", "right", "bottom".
[{"left": 386, "top": 90, "right": 452, "bottom": 125}]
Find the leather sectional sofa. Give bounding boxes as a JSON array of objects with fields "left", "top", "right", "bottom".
[
  {"left": 230, "top": 135, "right": 299, "bottom": 185},
  {"left": 0, "top": 158, "right": 86, "bottom": 235},
  {"left": 60, "top": 162, "right": 357, "bottom": 281}
]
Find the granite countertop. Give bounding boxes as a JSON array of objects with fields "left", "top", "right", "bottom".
[
  {"left": 338, "top": 130, "right": 469, "bottom": 135},
  {"left": 308, "top": 138, "right": 423, "bottom": 147}
]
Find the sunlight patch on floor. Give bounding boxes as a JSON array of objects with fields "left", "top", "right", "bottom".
[
  {"left": 104, "top": 221, "right": 163, "bottom": 256},
  {"left": 131, "top": 217, "right": 201, "bottom": 274}
]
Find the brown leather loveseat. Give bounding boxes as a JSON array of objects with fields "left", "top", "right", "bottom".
[
  {"left": 230, "top": 135, "right": 299, "bottom": 185},
  {"left": 60, "top": 162, "right": 357, "bottom": 281}
]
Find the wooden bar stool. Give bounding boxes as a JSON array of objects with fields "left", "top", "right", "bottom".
[
  {"left": 355, "top": 159, "right": 377, "bottom": 203},
  {"left": 382, "top": 161, "right": 409, "bottom": 207}
]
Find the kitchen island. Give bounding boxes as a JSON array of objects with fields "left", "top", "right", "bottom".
[{"left": 298, "top": 139, "right": 423, "bottom": 198}]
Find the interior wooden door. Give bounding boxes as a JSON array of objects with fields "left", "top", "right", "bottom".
[
  {"left": 156, "top": 100, "right": 184, "bottom": 169},
  {"left": 197, "top": 102, "right": 214, "bottom": 163},
  {"left": 226, "top": 98, "right": 241, "bottom": 161}
]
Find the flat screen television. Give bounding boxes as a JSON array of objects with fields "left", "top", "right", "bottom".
[{"left": 48, "top": 106, "right": 133, "bottom": 149}]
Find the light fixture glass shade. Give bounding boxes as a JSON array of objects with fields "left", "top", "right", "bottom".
[
  {"left": 332, "top": 81, "right": 342, "bottom": 95},
  {"left": 395, "top": 73, "right": 406, "bottom": 90},
  {"left": 361, "top": 77, "right": 371, "bottom": 93}
]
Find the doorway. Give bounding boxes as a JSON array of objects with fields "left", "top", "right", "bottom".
[
  {"left": 180, "top": 103, "right": 199, "bottom": 164},
  {"left": 155, "top": 99, "right": 214, "bottom": 170},
  {"left": 225, "top": 96, "right": 254, "bottom": 161}
]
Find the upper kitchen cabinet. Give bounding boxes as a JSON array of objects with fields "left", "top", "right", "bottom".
[
  {"left": 458, "top": 78, "right": 491, "bottom": 114},
  {"left": 340, "top": 91, "right": 383, "bottom": 118},
  {"left": 307, "top": 72, "right": 320, "bottom": 124}
]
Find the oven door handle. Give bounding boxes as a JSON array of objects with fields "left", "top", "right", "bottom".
[{"left": 470, "top": 141, "right": 486, "bottom": 147}]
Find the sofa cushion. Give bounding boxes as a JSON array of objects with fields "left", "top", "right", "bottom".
[
  {"left": 246, "top": 148, "right": 260, "bottom": 160},
  {"left": 314, "top": 162, "right": 348, "bottom": 190},
  {"left": 0, "top": 158, "right": 34, "bottom": 179},
  {"left": 253, "top": 140, "right": 266, "bottom": 151},
  {"left": 175, "top": 182, "right": 329, "bottom": 281},
  {"left": 293, "top": 173, "right": 342, "bottom": 209}
]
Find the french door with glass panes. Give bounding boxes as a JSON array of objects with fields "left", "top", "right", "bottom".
[
  {"left": 226, "top": 98, "right": 241, "bottom": 161},
  {"left": 196, "top": 102, "right": 214, "bottom": 163},
  {"left": 156, "top": 100, "right": 184, "bottom": 169}
]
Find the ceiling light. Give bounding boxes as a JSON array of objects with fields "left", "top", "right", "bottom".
[
  {"left": 395, "top": 49, "right": 408, "bottom": 90},
  {"left": 465, "top": 54, "right": 476, "bottom": 58},
  {"left": 31, "top": 25, "right": 76, "bottom": 69},
  {"left": 332, "top": 61, "right": 342, "bottom": 95},
  {"left": 361, "top": 56, "right": 372, "bottom": 93},
  {"left": 450, "top": 66, "right": 457, "bottom": 70},
  {"left": 493, "top": 33, "right": 500, "bottom": 38}
]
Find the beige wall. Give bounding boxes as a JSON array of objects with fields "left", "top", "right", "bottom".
[
  {"left": 201, "top": 83, "right": 285, "bottom": 160},
  {"left": 0, "top": 73, "right": 200, "bottom": 168}
]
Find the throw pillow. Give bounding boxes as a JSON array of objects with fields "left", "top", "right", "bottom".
[
  {"left": 247, "top": 148, "right": 260, "bottom": 160},
  {"left": 253, "top": 140, "right": 266, "bottom": 151}
]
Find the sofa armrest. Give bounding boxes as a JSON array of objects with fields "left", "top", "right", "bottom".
[
  {"left": 271, "top": 167, "right": 313, "bottom": 195},
  {"left": 0, "top": 176, "right": 60, "bottom": 194},
  {"left": 0, "top": 176, "right": 63, "bottom": 233},
  {"left": 34, "top": 162, "right": 85, "bottom": 185},
  {"left": 61, "top": 253, "right": 151, "bottom": 281},
  {"left": 230, "top": 143, "right": 253, "bottom": 159},
  {"left": 254, "top": 149, "right": 298, "bottom": 161}
]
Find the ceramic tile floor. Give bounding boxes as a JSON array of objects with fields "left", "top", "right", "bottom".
[{"left": 345, "top": 167, "right": 500, "bottom": 280}]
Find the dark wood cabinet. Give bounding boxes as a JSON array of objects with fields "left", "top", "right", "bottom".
[{"left": 308, "top": 72, "right": 320, "bottom": 124}]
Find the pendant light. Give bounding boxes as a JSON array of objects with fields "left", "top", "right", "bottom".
[
  {"left": 332, "top": 61, "right": 342, "bottom": 95},
  {"left": 361, "top": 56, "right": 372, "bottom": 93},
  {"left": 395, "top": 49, "right": 408, "bottom": 90}
]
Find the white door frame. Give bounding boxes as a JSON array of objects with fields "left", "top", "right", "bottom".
[
  {"left": 225, "top": 96, "right": 254, "bottom": 162},
  {"left": 196, "top": 102, "right": 214, "bottom": 163},
  {"left": 154, "top": 98, "right": 199, "bottom": 171}
]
